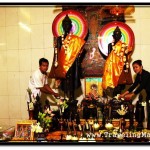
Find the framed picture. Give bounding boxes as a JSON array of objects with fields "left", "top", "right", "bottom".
[
  {"left": 13, "top": 120, "right": 37, "bottom": 141},
  {"left": 85, "top": 77, "right": 103, "bottom": 98}
]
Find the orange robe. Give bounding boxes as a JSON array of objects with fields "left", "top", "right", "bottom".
[
  {"left": 49, "top": 34, "right": 85, "bottom": 78},
  {"left": 102, "top": 41, "right": 133, "bottom": 90}
]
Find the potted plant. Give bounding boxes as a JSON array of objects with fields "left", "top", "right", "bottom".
[{"left": 31, "top": 110, "right": 54, "bottom": 141}]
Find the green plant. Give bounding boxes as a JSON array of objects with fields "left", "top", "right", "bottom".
[
  {"left": 56, "top": 98, "right": 68, "bottom": 114},
  {"left": 37, "top": 112, "right": 53, "bottom": 132}
]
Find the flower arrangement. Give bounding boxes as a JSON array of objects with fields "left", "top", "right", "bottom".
[
  {"left": 31, "top": 98, "right": 68, "bottom": 134},
  {"left": 31, "top": 122, "right": 43, "bottom": 133},
  {"left": 56, "top": 98, "right": 68, "bottom": 115},
  {"left": 38, "top": 111, "right": 54, "bottom": 132},
  {"left": 31, "top": 110, "right": 54, "bottom": 133}
]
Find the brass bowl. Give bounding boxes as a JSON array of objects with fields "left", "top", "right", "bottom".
[
  {"left": 88, "top": 104, "right": 95, "bottom": 108},
  {"left": 93, "top": 123, "right": 100, "bottom": 131},
  {"left": 105, "top": 123, "right": 113, "bottom": 130}
]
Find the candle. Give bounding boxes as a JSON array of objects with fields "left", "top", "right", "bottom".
[
  {"left": 62, "top": 106, "right": 64, "bottom": 113},
  {"left": 109, "top": 106, "right": 111, "bottom": 119},
  {"left": 78, "top": 124, "right": 82, "bottom": 131},
  {"left": 83, "top": 124, "right": 85, "bottom": 132},
  {"left": 59, "top": 107, "right": 62, "bottom": 115},
  {"left": 90, "top": 125, "right": 92, "bottom": 132},
  {"left": 86, "top": 122, "right": 89, "bottom": 130},
  {"left": 121, "top": 105, "right": 123, "bottom": 110}
]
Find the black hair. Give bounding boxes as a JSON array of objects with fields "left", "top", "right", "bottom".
[
  {"left": 90, "top": 84, "right": 98, "bottom": 90},
  {"left": 132, "top": 60, "right": 142, "bottom": 66},
  {"left": 39, "top": 58, "right": 49, "bottom": 66}
]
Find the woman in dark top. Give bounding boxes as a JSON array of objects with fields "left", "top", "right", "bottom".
[{"left": 119, "top": 59, "right": 150, "bottom": 129}]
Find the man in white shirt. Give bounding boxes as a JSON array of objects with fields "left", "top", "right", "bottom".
[{"left": 28, "top": 58, "right": 59, "bottom": 102}]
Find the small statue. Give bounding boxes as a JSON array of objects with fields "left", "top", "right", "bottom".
[
  {"left": 33, "top": 94, "right": 42, "bottom": 121},
  {"left": 27, "top": 88, "right": 34, "bottom": 120},
  {"left": 44, "top": 99, "right": 51, "bottom": 113}
]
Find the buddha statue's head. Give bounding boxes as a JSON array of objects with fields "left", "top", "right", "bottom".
[
  {"left": 62, "top": 14, "right": 72, "bottom": 34},
  {"left": 112, "top": 26, "right": 122, "bottom": 42}
]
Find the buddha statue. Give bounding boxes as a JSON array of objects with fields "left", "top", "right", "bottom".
[{"left": 102, "top": 26, "right": 133, "bottom": 97}]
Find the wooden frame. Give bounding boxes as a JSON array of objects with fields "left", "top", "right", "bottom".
[
  {"left": 13, "top": 120, "right": 37, "bottom": 141},
  {"left": 85, "top": 77, "right": 103, "bottom": 97}
]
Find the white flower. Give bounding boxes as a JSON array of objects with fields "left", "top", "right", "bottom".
[
  {"left": 114, "top": 94, "right": 124, "bottom": 101},
  {"left": 31, "top": 124, "right": 36, "bottom": 132},
  {"left": 59, "top": 101, "right": 63, "bottom": 105},
  {"left": 37, "top": 122, "right": 40, "bottom": 126},
  {"left": 66, "top": 97, "right": 69, "bottom": 101},
  {"left": 50, "top": 113, "right": 55, "bottom": 117},
  {"left": 35, "top": 127, "right": 43, "bottom": 133},
  {"left": 32, "top": 98, "right": 36, "bottom": 104},
  {"left": 31, "top": 123, "right": 43, "bottom": 133},
  {"left": 44, "top": 108, "right": 53, "bottom": 115}
]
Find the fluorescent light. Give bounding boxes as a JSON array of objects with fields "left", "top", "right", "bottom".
[{"left": 19, "top": 22, "right": 31, "bottom": 32}]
